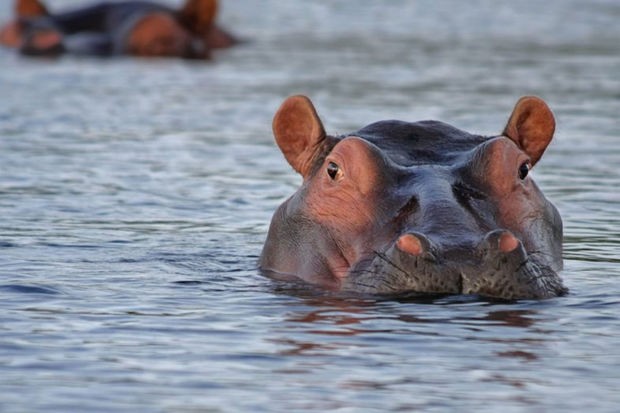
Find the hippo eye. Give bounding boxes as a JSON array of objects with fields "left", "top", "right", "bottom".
[
  {"left": 327, "top": 161, "right": 340, "bottom": 180},
  {"left": 518, "top": 162, "right": 530, "bottom": 180}
]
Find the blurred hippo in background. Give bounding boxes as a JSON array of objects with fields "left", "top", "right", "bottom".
[
  {"left": 0, "top": 0, "right": 237, "bottom": 58},
  {"left": 260, "top": 95, "right": 566, "bottom": 300}
]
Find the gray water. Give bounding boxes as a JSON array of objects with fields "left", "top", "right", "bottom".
[{"left": 1, "top": 0, "right": 619, "bottom": 412}]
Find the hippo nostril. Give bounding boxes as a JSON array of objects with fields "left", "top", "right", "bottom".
[
  {"left": 482, "top": 229, "right": 522, "bottom": 255},
  {"left": 396, "top": 234, "right": 423, "bottom": 256},
  {"left": 498, "top": 232, "right": 519, "bottom": 253},
  {"left": 396, "top": 232, "right": 433, "bottom": 257}
]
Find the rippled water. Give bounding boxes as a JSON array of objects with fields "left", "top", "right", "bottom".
[{"left": 1, "top": 0, "right": 619, "bottom": 411}]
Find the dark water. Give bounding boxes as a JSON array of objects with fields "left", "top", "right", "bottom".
[{"left": 1, "top": 0, "right": 619, "bottom": 411}]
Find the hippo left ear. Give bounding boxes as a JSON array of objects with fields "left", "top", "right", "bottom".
[
  {"left": 503, "top": 96, "right": 555, "bottom": 166},
  {"left": 273, "top": 95, "right": 326, "bottom": 178},
  {"left": 17, "top": 0, "right": 49, "bottom": 18}
]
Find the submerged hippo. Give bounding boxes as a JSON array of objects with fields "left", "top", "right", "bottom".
[
  {"left": 0, "top": 0, "right": 237, "bottom": 58},
  {"left": 260, "top": 96, "right": 566, "bottom": 300}
]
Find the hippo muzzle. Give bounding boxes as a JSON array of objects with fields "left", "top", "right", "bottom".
[
  {"left": 260, "top": 95, "right": 567, "bottom": 300},
  {"left": 345, "top": 229, "right": 566, "bottom": 300}
]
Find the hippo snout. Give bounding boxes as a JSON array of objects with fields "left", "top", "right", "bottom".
[{"left": 345, "top": 230, "right": 566, "bottom": 300}]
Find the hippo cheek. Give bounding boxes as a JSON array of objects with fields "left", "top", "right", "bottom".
[
  {"left": 489, "top": 174, "right": 553, "bottom": 259},
  {"left": 472, "top": 138, "right": 544, "bottom": 249},
  {"left": 303, "top": 137, "right": 400, "bottom": 264}
]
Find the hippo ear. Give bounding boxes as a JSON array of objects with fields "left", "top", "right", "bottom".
[
  {"left": 273, "top": 95, "right": 326, "bottom": 177},
  {"left": 179, "top": 0, "right": 218, "bottom": 34},
  {"left": 503, "top": 96, "right": 555, "bottom": 166},
  {"left": 17, "top": 0, "right": 49, "bottom": 18}
]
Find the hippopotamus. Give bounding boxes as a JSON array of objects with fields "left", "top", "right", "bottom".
[
  {"left": 260, "top": 95, "right": 567, "bottom": 300},
  {"left": 0, "top": 0, "right": 237, "bottom": 58}
]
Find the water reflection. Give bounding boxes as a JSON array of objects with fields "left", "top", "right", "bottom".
[
  {"left": 496, "top": 350, "right": 537, "bottom": 361},
  {"left": 269, "top": 290, "right": 552, "bottom": 366},
  {"left": 264, "top": 292, "right": 558, "bottom": 406},
  {"left": 459, "top": 309, "right": 538, "bottom": 328}
]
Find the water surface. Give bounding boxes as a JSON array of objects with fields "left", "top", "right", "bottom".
[{"left": 1, "top": 0, "right": 619, "bottom": 411}]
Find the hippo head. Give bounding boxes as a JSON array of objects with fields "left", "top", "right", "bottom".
[{"left": 260, "top": 96, "right": 566, "bottom": 300}]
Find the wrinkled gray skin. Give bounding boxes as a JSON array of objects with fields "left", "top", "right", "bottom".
[{"left": 260, "top": 96, "right": 566, "bottom": 300}]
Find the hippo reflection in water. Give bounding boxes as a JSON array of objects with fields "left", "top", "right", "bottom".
[
  {"left": 260, "top": 96, "right": 567, "bottom": 300},
  {"left": 0, "top": 0, "right": 236, "bottom": 58}
]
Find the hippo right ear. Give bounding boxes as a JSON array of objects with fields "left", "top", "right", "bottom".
[
  {"left": 273, "top": 95, "right": 326, "bottom": 177},
  {"left": 503, "top": 96, "right": 555, "bottom": 166},
  {"left": 179, "top": 0, "right": 218, "bottom": 35}
]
